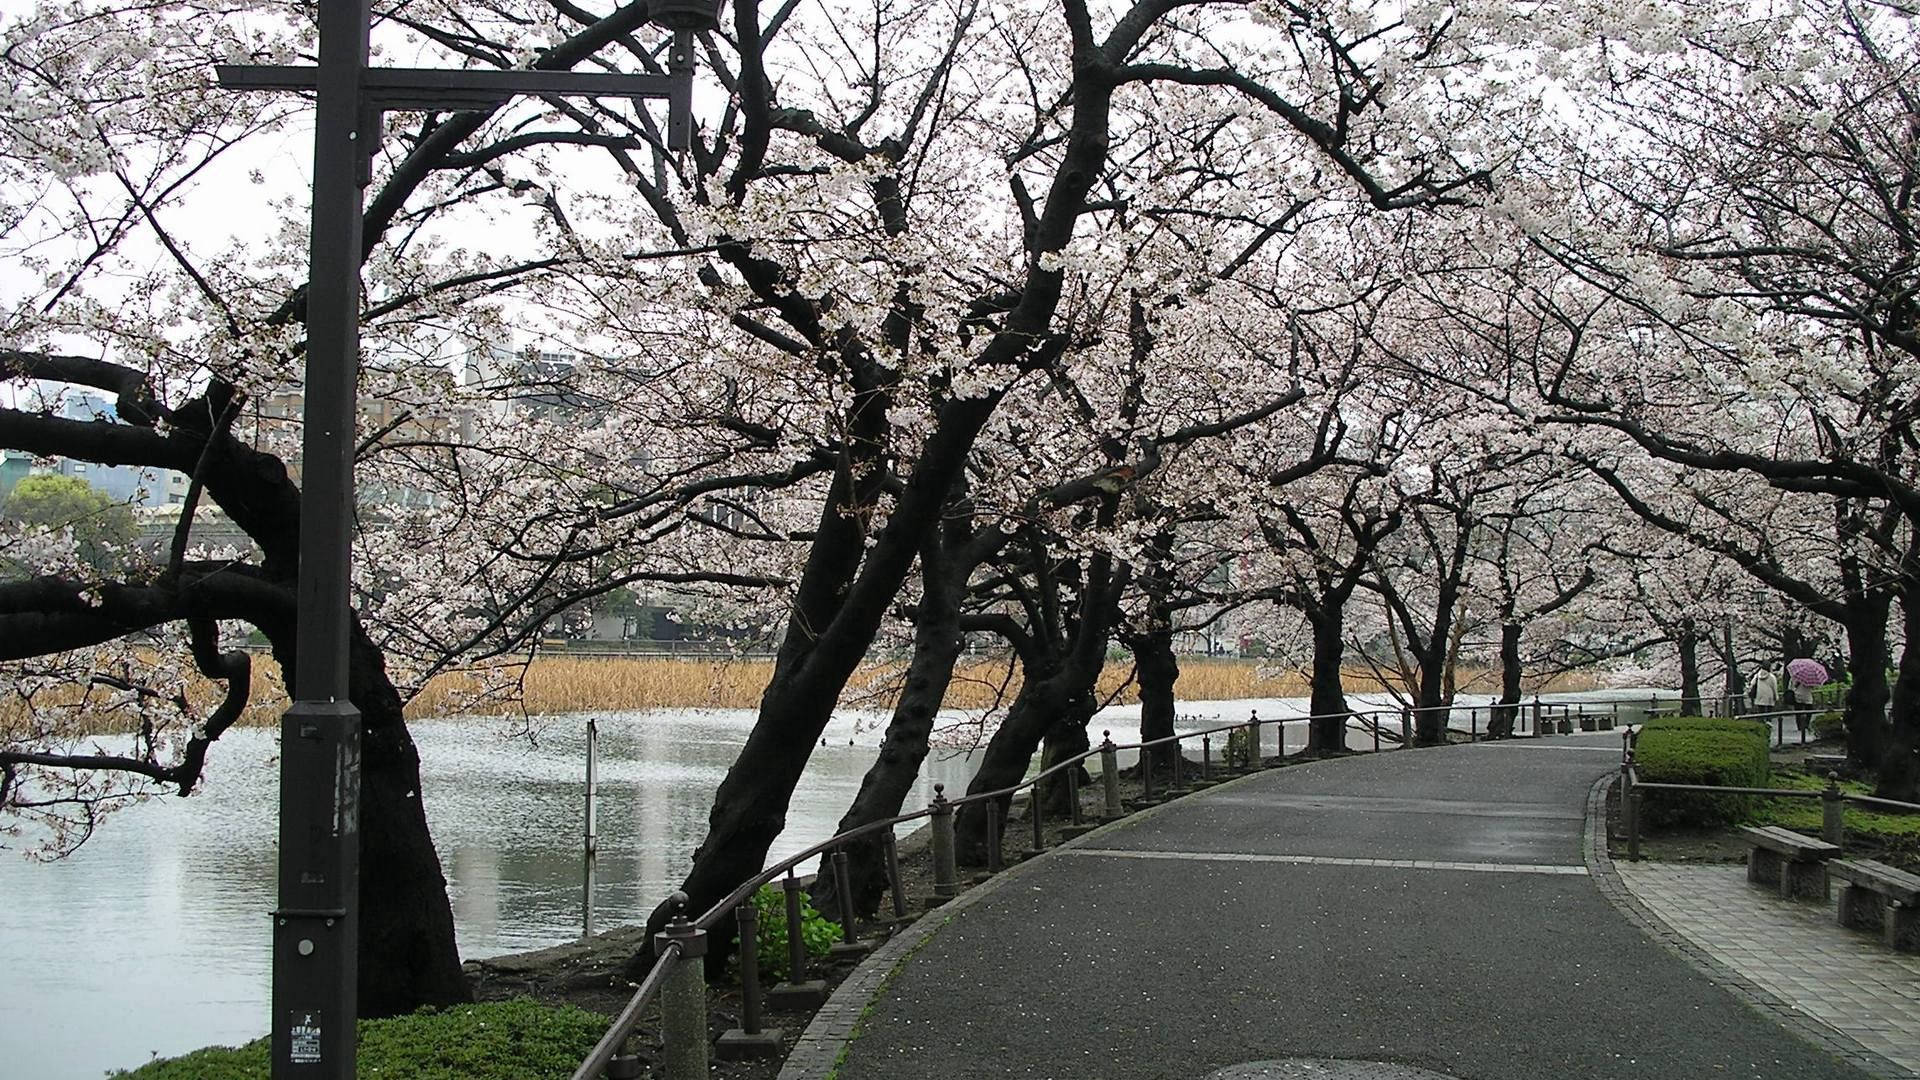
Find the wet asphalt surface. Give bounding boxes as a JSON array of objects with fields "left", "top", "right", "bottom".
[{"left": 832, "top": 738, "right": 1872, "bottom": 1080}]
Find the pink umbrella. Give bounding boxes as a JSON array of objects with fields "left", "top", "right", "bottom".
[{"left": 1787, "top": 658, "right": 1830, "bottom": 687}]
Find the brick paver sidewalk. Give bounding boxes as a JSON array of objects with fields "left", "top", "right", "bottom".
[{"left": 1619, "top": 862, "right": 1920, "bottom": 1076}]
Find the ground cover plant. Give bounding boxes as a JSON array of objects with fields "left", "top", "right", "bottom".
[
  {"left": 111, "top": 999, "right": 608, "bottom": 1080},
  {"left": 753, "top": 882, "right": 841, "bottom": 980}
]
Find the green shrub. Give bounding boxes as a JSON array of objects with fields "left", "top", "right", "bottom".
[
  {"left": 1813, "top": 709, "right": 1845, "bottom": 741},
  {"left": 751, "top": 882, "right": 839, "bottom": 981},
  {"left": 1645, "top": 715, "right": 1769, "bottom": 738},
  {"left": 112, "top": 999, "right": 610, "bottom": 1079},
  {"left": 1636, "top": 715, "right": 1770, "bottom": 827}
]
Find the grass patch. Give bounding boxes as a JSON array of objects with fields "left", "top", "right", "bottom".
[
  {"left": 1755, "top": 770, "right": 1920, "bottom": 842},
  {"left": 111, "top": 999, "right": 609, "bottom": 1080}
]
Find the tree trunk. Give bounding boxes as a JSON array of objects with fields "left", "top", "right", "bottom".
[
  {"left": 1306, "top": 610, "right": 1350, "bottom": 752},
  {"left": 1676, "top": 623, "right": 1702, "bottom": 716},
  {"left": 1720, "top": 623, "right": 1745, "bottom": 707},
  {"left": 266, "top": 618, "right": 469, "bottom": 1015},
  {"left": 630, "top": 395, "right": 1005, "bottom": 975},
  {"left": 650, "top": 654, "right": 854, "bottom": 968},
  {"left": 954, "top": 676, "right": 1066, "bottom": 863},
  {"left": 811, "top": 547, "right": 966, "bottom": 918},
  {"left": 1841, "top": 599, "right": 1893, "bottom": 774},
  {"left": 1413, "top": 650, "right": 1447, "bottom": 746},
  {"left": 1489, "top": 621, "right": 1522, "bottom": 739},
  {"left": 1038, "top": 695, "right": 1096, "bottom": 815},
  {"left": 1133, "top": 628, "right": 1179, "bottom": 768},
  {"left": 348, "top": 632, "right": 471, "bottom": 1015},
  {"left": 1880, "top": 588, "right": 1920, "bottom": 801}
]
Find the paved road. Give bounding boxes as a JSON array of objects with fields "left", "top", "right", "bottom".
[{"left": 830, "top": 737, "right": 1872, "bottom": 1080}]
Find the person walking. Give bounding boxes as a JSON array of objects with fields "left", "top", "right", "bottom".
[
  {"left": 1750, "top": 668, "right": 1779, "bottom": 716},
  {"left": 1791, "top": 676, "right": 1813, "bottom": 739}
]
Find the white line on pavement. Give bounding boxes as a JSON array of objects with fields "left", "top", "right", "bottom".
[
  {"left": 1056, "top": 848, "right": 1589, "bottom": 875},
  {"left": 1483, "top": 745, "right": 1621, "bottom": 751}
]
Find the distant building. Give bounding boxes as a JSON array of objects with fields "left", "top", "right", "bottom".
[
  {"left": 0, "top": 450, "right": 33, "bottom": 504},
  {"left": 247, "top": 372, "right": 454, "bottom": 509},
  {"left": 34, "top": 393, "right": 191, "bottom": 506},
  {"left": 462, "top": 344, "right": 596, "bottom": 425}
]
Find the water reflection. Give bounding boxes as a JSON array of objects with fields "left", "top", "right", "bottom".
[{"left": 0, "top": 691, "right": 1659, "bottom": 1079}]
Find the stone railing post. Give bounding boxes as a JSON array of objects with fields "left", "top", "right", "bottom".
[
  {"left": 930, "top": 785, "right": 958, "bottom": 900},
  {"left": 653, "top": 896, "right": 708, "bottom": 1080}
]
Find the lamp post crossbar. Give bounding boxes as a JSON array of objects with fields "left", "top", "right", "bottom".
[{"left": 216, "top": 2, "right": 701, "bottom": 1076}]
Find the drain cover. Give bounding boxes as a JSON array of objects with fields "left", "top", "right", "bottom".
[{"left": 1206, "top": 1061, "right": 1464, "bottom": 1080}]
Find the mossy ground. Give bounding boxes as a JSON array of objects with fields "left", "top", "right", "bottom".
[{"left": 113, "top": 999, "right": 610, "bottom": 1080}]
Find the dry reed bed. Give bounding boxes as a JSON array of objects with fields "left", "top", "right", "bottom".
[
  {"left": 403, "top": 656, "right": 1322, "bottom": 719},
  {"left": 14, "top": 654, "right": 1597, "bottom": 733}
]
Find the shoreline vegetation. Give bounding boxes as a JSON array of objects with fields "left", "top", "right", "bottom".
[
  {"left": 402, "top": 655, "right": 1602, "bottom": 719},
  {"left": 17, "top": 655, "right": 1604, "bottom": 734}
]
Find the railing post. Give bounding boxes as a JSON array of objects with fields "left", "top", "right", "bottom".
[
  {"left": 1172, "top": 735, "right": 1184, "bottom": 789},
  {"left": 1823, "top": 774, "right": 1846, "bottom": 845},
  {"left": 883, "top": 831, "right": 908, "bottom": 920},
  {"left": 1776, "top": 712, "right": 1784, "bottom": 749},
  {"left": 1201, "top": 734, "right": 1212, "bottom": 780},
  {"left": 930, "top": 785, "right": 958, "bottom": 900},
  {"left": 737, "top": 903, "right": 764, "bottom": 1034},
  {"left": 832, "top": 849, "right": 859, "bottom": 946},
  {"left": 1142, "top": 743, "right": 1156, "bottom": 801},
  {"left": 717, "top": 895, "right": 785, "bottom": 1057},
  {"left": 653, "top": 898, "right": 709, "bottom": 1080},
  {"left": 1101, "top": 733, "right": 1122, "bottom": 819},
  {"left": 1029, "top": 782, "right": 1046, "bottom": 855},
  {"left": 985, "top": 803, "right": 1003, "bottom": 873},
  {"left": 1470, "top": 707, "right": 1478, "bottom": 742},
  {"left": 1400, "top": 708, "right": 1412, "bottom": 748},
  {"left": 782, "top": 873, "right": 808, "bottom": 982},
  {"left": 1617, "top": 742, "right": 1633, "bottom": 848},
  {"left": 1531, "top": 695, "right": 1542, "bottom": 736},
  {"left": 1627, "top": 789, "right": 1642, "bottom": 861},
  {"left": 1246, "top": 714, "right": 1261, "bottom": 768},
  {"left": 1067, "top": 762, "right": 1083, "bottom": 825},
  {"left": 1372, "top": 712, "right": 1380, "bottom": 753}
]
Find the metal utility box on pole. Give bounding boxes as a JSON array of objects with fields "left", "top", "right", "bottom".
[{"left": 216, "top": 0, "right": 714, "bottom": 1073}]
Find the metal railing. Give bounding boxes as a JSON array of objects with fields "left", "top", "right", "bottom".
[{"left": 1614, "top": 726, "right": 1920, "bottom": 861}]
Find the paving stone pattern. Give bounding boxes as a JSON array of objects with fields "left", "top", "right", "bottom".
[{"left": 1617, "top": 860, "right": 1920, "bottom": 1077}]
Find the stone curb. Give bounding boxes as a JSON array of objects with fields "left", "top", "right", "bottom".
[
  {"left": 1583, "top": 774, "right": 1916, "bottom": 1080},
  {"left": 774, "top": 755, "right": 1320, "bottom": 1079}
]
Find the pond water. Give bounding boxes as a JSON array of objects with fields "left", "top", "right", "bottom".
[{"left": 0, "top": 690, "right": 1660, "bottom": 1079}]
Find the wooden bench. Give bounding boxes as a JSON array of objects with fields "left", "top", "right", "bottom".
[
  {"left": 1830, "top": 858, "right": 1920, "bottom": 952},
  {"left": 1736, "top": 825, "right": 1841, "bottom": 900}
]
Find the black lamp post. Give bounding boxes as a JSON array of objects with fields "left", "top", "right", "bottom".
[{"left": 216, "top": 3, "right": 714, "bottom": 1077}]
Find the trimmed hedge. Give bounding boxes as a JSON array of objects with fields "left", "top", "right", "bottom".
[
  {"left": 112, "top": 999, "right": 610, "bottom": 1080},
  {"left": 1636, "top": 715, "right": 1770, "bottom": 827}
]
